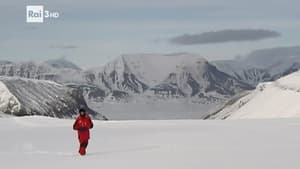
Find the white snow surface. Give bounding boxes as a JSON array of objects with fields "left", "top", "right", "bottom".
[
  {"left": 214, "top": 70, "right": 300, "bottom": 119},
  {"left": 1, "top": 116, "right": 300, "bottom": 169}
]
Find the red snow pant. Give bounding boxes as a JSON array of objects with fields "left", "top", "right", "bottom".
[{"left": 77, "top": 130, "right": 90, "bottom": 155}]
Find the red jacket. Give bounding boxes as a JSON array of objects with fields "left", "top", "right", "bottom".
[{"left": 73, "top": 115, "right": 93, "bottom": 141}]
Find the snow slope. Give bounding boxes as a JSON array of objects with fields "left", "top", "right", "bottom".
[
  {"left": 211, "top": 70, "right": 300, "bottom": 119},
  {"left": 0, "top": 77, "right": 106, "bottom": 119},
  {"left": 1, "top": 116, "right": 300, "bottom": 169}
]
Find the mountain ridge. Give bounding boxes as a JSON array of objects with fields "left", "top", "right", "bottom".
[{"left": 207, "top": 70, "right": 300, "bottom": 119}]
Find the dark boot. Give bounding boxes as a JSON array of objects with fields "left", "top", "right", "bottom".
[
  {"left": 79, "top": 147, "right": 86, "bottom": 155},
  {"left": 79, "top": 141, "right": 88, "bottom": 155}
]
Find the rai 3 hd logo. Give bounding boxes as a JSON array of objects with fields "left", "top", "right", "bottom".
[{"left": 26, "top": 5, "right": 60, "bottom": 23}]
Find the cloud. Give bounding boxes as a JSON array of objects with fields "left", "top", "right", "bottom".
[
  {"left": 49, "top": 45, "right": 79, "bottom": 50},
  {"left": 170, "top": 29, "right": 281, "bottom": 45}
]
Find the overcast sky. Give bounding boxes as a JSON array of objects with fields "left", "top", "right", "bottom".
[{"left": 0, "top": 0, "right": 299, "bottom": 68}]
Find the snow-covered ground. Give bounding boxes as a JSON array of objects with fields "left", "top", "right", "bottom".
[
  {"left": 212, "top": 70, "right": 300, "bottom": 119},
  {"left": 1, "top": 116, "right": 300, "bottom": 169}
]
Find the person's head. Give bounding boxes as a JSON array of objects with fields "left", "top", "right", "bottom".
[{"left": 79, "top": 108, "right": 86, "bottom": 116}]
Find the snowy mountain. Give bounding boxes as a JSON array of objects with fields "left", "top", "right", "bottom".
[
  {"left": 2, "top": 50, "right": 299, "bottom": 120},
  {"left": 0, "top": 61, "right": 52, "bottom": 79},
  {"left": 208, "top": 70, "right": 300, "bottom": 119},
  {"left": 0, "top": 77, "right": 106, "bottom": 120},
  {"left": 148, "top": 57, "right": 252, "bottom": 99},
  {"left": 0, "top": 59, "right": 84, "bottom": 83},
  {"left": 84, "top": 55, "right": 149, "bottom": 95},
  {"left": 213, "top": 60, "right": 272, "bottom": 86},
  {"left": 213, "top": 46, "right": 300, "bottom": 86},
  {"left": 83, "top": 53, "right": 197, "bottom": 96},
  {"left": 44, "top": 58, "right": 81, "bottom": 71},
  {"left": 84, "top": 53, "right": 252, "bottom": 101},
  {"left": 0, "top": 54, "right": 253, "bottom": 120},
  {"left": 82, "top": 53, "right": 253, "bottom": 120},
  {"left": 242, "top": 46, "right": 300, "bottom": 75}
]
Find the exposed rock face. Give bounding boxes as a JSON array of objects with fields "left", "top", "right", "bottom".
[{"left": 0, "top": 77, "right": 107, "bottom": 120}]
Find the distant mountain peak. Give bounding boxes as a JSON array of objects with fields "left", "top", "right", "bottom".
[
  {"left": 44, "top": 58, "right": 81, "bottom": 70},
  {"left": 0, "top": 60, "right": 13, "bottom": 65}
]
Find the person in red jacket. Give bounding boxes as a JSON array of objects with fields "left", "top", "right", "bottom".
[{"left": 73, "top": 108, "right": 93, "bottom": 156}]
